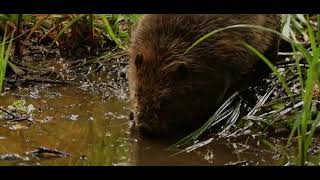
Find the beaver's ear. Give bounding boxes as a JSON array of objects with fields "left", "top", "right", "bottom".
[
  {"left": 176, "top": 63, "right": 189, "bottom": 80},
  {"left": 135, "top": 53, "right": 143, "bottom": 67}
]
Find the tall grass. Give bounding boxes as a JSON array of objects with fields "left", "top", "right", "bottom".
[
  {"left": 295, "top": 15, "right": 320, "bottom": 165},
  {"left": 175, "top": 14, "right": 320, "bottom": 166},
  {"left": 50, "top": 14, "right": 86, "bottom": 47},
  {"left": 100, "top": 14, "right": 125, "bottom": 50},
  {"left": 0, "top": 25, "right": 14, "bottom": 92},
  {"left": 0, "top": 14, "right": 140, "bottom": 54}
]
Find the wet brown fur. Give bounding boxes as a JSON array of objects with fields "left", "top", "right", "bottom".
[{"left": 128, "top": 14, "right": 282, "bottom": 138}]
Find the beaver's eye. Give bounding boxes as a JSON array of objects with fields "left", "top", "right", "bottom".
[
  {"left": 135, "top": 53, "right": 143, "bottom": 67},
  {"left": 176, "top": 63, "right": 189, "bottom": 81}
]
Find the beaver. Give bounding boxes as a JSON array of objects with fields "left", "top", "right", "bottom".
[{"left": 128, "top": 14, "right": 282, "bottom": 138}]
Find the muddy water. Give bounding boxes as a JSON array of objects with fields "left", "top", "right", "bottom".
[{"left": 0, "top": 85, "right": 280, "bottom": 166}]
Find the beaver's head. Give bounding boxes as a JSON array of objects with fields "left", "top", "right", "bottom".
[{"left": 128, "top": 47, "right": 230, "bottom": 138}]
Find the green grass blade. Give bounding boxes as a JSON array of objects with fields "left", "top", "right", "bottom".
[
  {"left": 25, "top": 14, "right": 50, "bottom": 41},
  {"left": 50, "top": 14, "right": 86, "bottom": 47},
  {"left": 305, "top": 112, "right": 320, "bottom": 153},
  {"left": 0, "top": 25, "right": 8, "bottom": 91},
  {"left": 184, "top": 24, "right": 312, "bottom": 65},
  {"left": 292, "top": 44, "right": 304, "bottom": 90},
  {"left": 169, "top": 92, "right": 239, "bottom": 149},
  {"left": 0, "top": 25, "right": 14, "bottom": 92},
  {"left": 100, "top": 14, "right": 125, "bottom": 50},
  {"left": 243, "top": 42, "right": 293, "bottom": 98}
]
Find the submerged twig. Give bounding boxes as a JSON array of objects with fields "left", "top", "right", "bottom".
[
  {"left": 0, "top": 107, "right": 33, "bottom": 123},
  {"left": 0, "top": 107, "right": 17, "bottom": 118},
  {"left": 5, "top": 78, "right": 80, "bottom": 85},
  {"left": 26, "top": 147, "right": 70, "bottom": 159},
  {"left": 8, "top": 115, "right": 33, "bottom": 123}
]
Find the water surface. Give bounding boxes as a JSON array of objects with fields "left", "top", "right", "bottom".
[{"left": 0, "top": 84, "right": 279, "bottom": 166}]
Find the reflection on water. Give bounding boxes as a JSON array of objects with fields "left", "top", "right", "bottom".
[
  {"left": 0, "top": 84, "right": 279, "bottom": 166},
  {"left": 0, "top": 85, "right": 130, "bottom": 166},
  {"left": 129, "top": 135, "right": 278, "bottom": 166}
]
